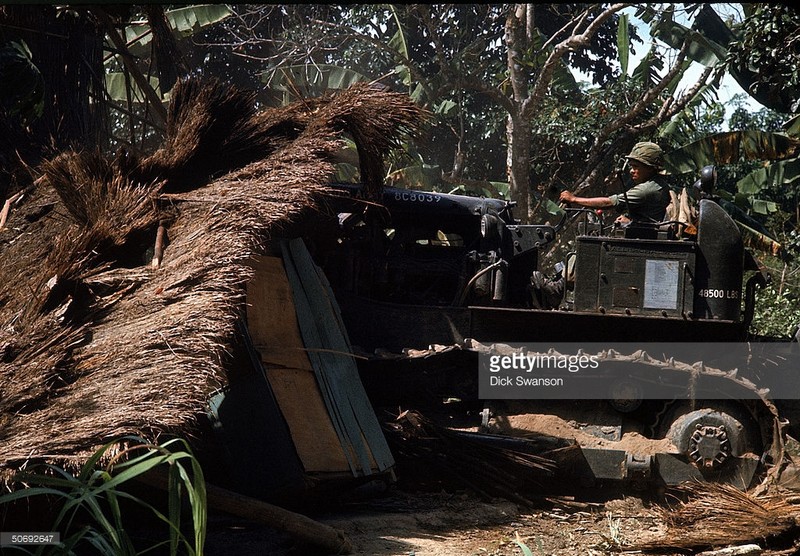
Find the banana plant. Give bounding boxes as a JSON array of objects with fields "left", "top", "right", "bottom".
[
  {"left": 104, "top": 5, "right": 232, "bottom": 103},
  {"left": 123, "top": 4, "right": 233, "bottom": 54},
  {"left": 636, "top": 4, "right": 800, "bottom": 253},
  {"left": 262, "top": 64, "right": 370, "bottom": 104},
  {"left": 0, "top": 40, "right": 44, "bottom": 121}
]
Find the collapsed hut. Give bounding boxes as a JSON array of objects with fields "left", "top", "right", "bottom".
[{"left": 0, "top": 78, "right": 426, "bottom": 499}]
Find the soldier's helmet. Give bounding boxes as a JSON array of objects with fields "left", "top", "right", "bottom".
[{"left": 625, "top": 142, "right": 664, "bottom": 170}]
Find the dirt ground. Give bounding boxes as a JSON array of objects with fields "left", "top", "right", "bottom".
[
  {"left": 200, "top": 406, "right": 799, "bottom": 556},
  {"left": 203, "top": 485, "right": 670, "bottom": 556},
  {"left": 200, "top": 478, "right": 800, "bottom": 555}
]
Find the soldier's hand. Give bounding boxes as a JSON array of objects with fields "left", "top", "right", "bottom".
[{"left": 559, "top": 190, "right": 575, "bottom": 204}]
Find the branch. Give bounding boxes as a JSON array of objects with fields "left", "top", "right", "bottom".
[
  {"left": 522, "top": 3, "right": 631, "bottom": 120},
  {"left": 92, "top": 8, "right": 167, "bottom": 125},
  {"left": 615, "top": 38, "right": 696, "bottom": 134},
  {"left": 574, "top": 37, "right": 712, "bottom": 194},
  {"left": 634, "top": 64, "right": 715, "bottom": 132},
  {"left": 506, "top": 5, "right": 529, "bottom": 105},
  {"left": 541, "top": 6, "right": 591, "bottom": 51},
  {"left": 399, "top": 6, "right": 514, "bottom": 113},
  {"left": 308, "top": 17, "right": 438, "bottom": 105}
]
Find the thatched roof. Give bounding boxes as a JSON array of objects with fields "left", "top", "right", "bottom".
[{"left": 0, "top": 77, "right": 426, "bottom": 475}]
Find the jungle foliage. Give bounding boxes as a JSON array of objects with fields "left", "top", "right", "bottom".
[{"left": 1, "top": 3, "right": 799, "bottom": 334}]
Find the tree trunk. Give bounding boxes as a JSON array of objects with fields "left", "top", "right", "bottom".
[
  {"left": 0, "top": 5, "right": 105, "bottom": 200},
  {"left": 146, "top": 5, "right": 188, "bottom": 95},
  {"left": 505, "top": 5, "right": 533, "bottom": 223},
  {"left": 506, "top": 113, "right": 532, "bottom": 223},
  {"left": 0, "top": 5, "right": 105, "bottom": 153}
]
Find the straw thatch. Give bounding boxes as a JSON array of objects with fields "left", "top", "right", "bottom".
[
  {"left": 635, "top": 482, "right": 800, "bottom": 551},
  {"left": 0, "top": 77, "right": 426, "bottom": 477},
  {"left": 382, "top": 409, "right": 560, "bottom": 507}
]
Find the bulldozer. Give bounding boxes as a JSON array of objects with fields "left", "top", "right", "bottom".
[{"left": 305, "top": 166, "right": 798, "bottom": 491}]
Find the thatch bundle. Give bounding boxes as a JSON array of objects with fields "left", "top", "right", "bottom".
[
  {"left": 382, "top": 409, "right": 560, "bottom": 507},
  {"left": 0, "top": 77, "right": 426, "bottom": 477},
  {"left": 635, "top": 482, "right": 800, "bottom": 551}
]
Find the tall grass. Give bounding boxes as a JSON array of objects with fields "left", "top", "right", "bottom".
[{"left": 0, "top": 436, "right": 206, "bottom": 555}]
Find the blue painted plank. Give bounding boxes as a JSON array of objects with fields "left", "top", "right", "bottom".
[{"left": 280, "top": 238, "right": 394, "bottom": 475}]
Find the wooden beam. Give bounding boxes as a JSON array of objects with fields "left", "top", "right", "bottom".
[
  {"left": 150, "top": 219, "right": 167, "bottom": 268},
  {"left": 139, "top": 470, "right": 353, "bottom": 554}
]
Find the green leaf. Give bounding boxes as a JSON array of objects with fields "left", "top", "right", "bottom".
[
  {"left": 489, "top": 181, "right": 510, "bottom": 198},
  {"left": 167, "top": 5, "right": 232, "bottom": 35},
  {"left": 105, "top": 72, "right": 161, "bottom": 102},
  {"left": 551, "top": 60, "right": 578, "bottom": 93},
  {"left": 334, "top": 163, "right": 360, "bottom": 182},
  {"left": 262, "top": 64, "right": 368, "bottom": 99},
  {"left": 124, "top": 5, "right": 233, "bottom": 56},
  {"left": 664, "top": 132, "right": 800, "bottom": 175},
  {"left": 631, "top": 48, "right": 664, "bottom": 88},
  {"left": 543, "top": 198, "right": 565, "bottom": 216},
  {"left": 0, "top": 486, "right": 70, "bottom": 504},
  {"left": 785, "top": 114, "right": 800, "bottom": 137},
  {"left": 0, "top": 40, "right": 44, "bottom": 119},
  {"left": 176, "top": 458, "right": 207, "bottom": 554},
  {"left": 434, "top": 99, "right": 457, "bottom": 115},
  {"left": 388, "top": 6, "right": 409, "bottom": 59},
  {"left": 409, "top": 82, "right": 425, "bottom": 103},
  {"left": 168, "top": 463, "right": 182, "bottom": 556},
  {"left": 1, "top": 437, "right": 207, "bottom": 556},
  {"left": 617, "top": 13, "right": 629, "bottom": 76},
  {"left": 393, "top": 63, "right": 411, "bottom": 87},
  {"left": 513, "top": 539, "right": 535, "bottom": 556},
  {"left": 386, "top": 163, "right": 442, "bottom": 190},
  {"left": 650, "top": 8, "right": 727, "bottom": 67},
  {"left": 736, "top": 158, "right": 800, "bottom": 199},
  {"left": 751, "top": 198, "right": 778, "bottom": 215}
]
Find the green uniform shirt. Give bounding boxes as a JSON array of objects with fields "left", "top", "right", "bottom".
[{"left": 608, "top": 176, "right": 671, "bottom": 223}]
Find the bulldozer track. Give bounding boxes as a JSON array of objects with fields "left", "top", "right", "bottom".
[{"left": 455, "top": 339, "right": 787, "bottom": 491}]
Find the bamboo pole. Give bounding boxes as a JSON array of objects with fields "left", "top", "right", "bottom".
[
  {"left": 203, "top": 482, "right": 353, "bottom": 554},
  {"left": 139, "top": 470, "right": 352, "bottom": 554}
]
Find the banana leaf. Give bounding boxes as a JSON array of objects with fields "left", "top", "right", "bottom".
[
  {"left": 664, "top": 132, "right": 800, "bottom": 175},
  {"left": 262, "top": 64, "right": 368, "bottom": 99},
  {"left": 718, "top": 198, "right": 782, "bottom": 256},
  {"left": 124, "top": 5, "right": 232, "bottom": 58},
  {"left": 105, "top": 72, "right": 161, "bottom": 102},
  {"left": 0, "top": 40, "right": 43, "bottom": 119}
]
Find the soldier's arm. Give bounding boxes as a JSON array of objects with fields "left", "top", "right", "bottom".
[{"left": 559, "top": 190, "right": 615, "bottom": 208}]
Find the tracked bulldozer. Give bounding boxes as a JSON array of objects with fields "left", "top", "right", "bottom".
[{"left": 305, "top": 166, "right": 798, "bottom": 491}]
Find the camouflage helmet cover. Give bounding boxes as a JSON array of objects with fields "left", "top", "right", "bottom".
[{"left": 625, "top": 142, "right": 664, "bottom": 170}]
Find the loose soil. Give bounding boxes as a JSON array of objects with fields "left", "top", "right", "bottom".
[
  {"left": 200, "top": 407, "right": 796, "bottom": 556},
  {"left": 202, "top": 477, "right": 800, "bottom": 556},
  {"left": 479, "top": 411, "right": 678, "bottom": 455},
  {"left": 203, "top": 486, "right": 671, "bottom": 556}
]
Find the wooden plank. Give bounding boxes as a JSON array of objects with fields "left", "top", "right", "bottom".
[
  {"left": 281, "top": 238, "right": 394, "bottom": 475},
  {"left": 264, "top": 367, "right": 351, "bottom": 472},
  {"left": 246, "top": 256, "right": 350, "bottom": 473},
  {"left": 246, "top": 256, "right": 312, "bottom": 371}
]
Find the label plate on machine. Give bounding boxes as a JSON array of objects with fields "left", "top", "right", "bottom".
[{"left": 643, "top": 259, "right": 679, "bottom": 309}]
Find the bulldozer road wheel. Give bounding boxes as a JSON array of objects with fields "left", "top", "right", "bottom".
[{"left": 656, "top": 399, "right": 775, "bottom": 488}]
